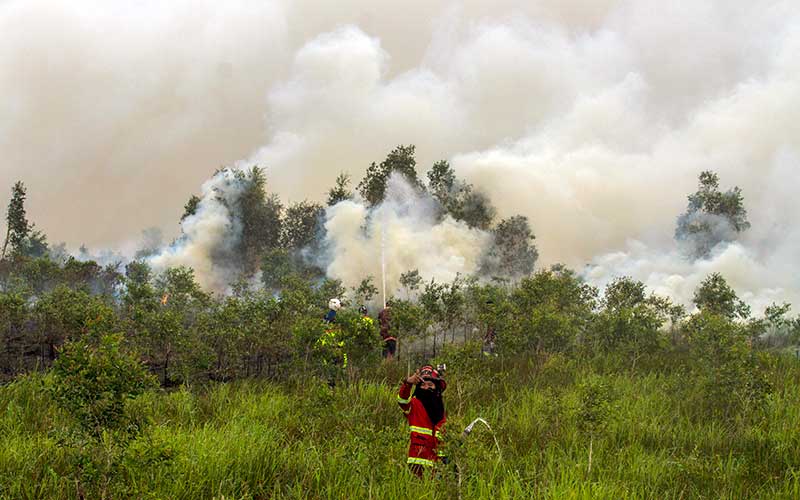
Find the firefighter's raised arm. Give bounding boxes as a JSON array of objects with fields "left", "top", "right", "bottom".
[{"left": 397, "top": 369, "right": 420, "bottom": 414}]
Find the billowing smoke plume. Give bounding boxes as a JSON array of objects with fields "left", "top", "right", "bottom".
[
  {"left": 323, "top": 174, "right": 490, "bottom": 295},
  {"left": 148, "top": 169, "right": 247, "bottom": 291},
  {"left": 3, "top": 1, "right": 800, "bottom": 310}
]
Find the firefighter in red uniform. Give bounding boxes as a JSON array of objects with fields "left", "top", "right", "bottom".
[{"left": 397, "top": 365, "right": 447, "bottom": 477}]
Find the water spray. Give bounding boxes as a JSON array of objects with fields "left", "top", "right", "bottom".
[
  {"left": 381, "top": 222, "right": 387, "bottom": 309},
  {"left": 454, "top": 417, "right": 502, "bottom": 500}
]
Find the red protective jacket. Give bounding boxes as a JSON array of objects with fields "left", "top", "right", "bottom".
[{"left": 397, "top": 381, "right": 446, "bottom": 469}]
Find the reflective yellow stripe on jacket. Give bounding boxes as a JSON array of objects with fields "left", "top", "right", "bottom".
[
  {"left": 407, "top": 457, "right": 434, "bottom": 467},
  {"left": 409, "top": 425, "right": 433, "bottom": 436}
]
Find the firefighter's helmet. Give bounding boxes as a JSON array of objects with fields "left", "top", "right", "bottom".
[
  {"left": 418, "top": 364, "right": 446, "bottom": 392},
  {"left": 328, "top": 298, "right": 342, "bottom": 311}
]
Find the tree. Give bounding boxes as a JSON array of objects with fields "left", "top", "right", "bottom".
[
  {"left": 426, "top": 160, "right": 495, "bottom": 230},
  {"left": 602, "top": 276, "right": 646, "bottom": 311},
  {"left": 134, "top": 227, "right": 164, "bottom": 260},
  {"left": 357, "top": 145, "right": 424, "bottom": 206},
  {"left": 281, "top": 201, "right": 324, "bottom": 251},
  {"left": 440, "top": 276, "right": 466, "bottom": 343},
  {"left": 31, "top": 285, "right": 118, "bottom": 364},
  {"left": 480, "top": 215, "right": 538, "bottom": 280},
  {"left": 180, "top": 194, "right": 201, "bottom": 222},
  {"left": 676, "top": 170, "right": 750, "bottom": 259},
  {"left": 683, "top": 310, "right": 769, "bottom": 419},
  {"left": 326, "top": 172, "right": 353, "bottom": 206},
  {"left": 0, "top": 291, "right": 28, "bottom": 374},
  {"left": 574, "top": 375, "right": 613, "bottom": 476},
  {"left": 2, "top": 181, "right": 30, "bottom": 259},
  {"left": 453, "top": 190, "right": 496, "bottom": 230},
  {"left": 139, "top": 266, "right": 210, "bottom": 385},
  {"left": 50, "top": 333, "right": 156, "bottom": 435},
  {"left": 504, "top": 267, "right": 598, "bottom": 353},
  {"left": 427, "top": 160, "right": 458, "bottom": 207},
  {"left": 693, "top": 273, "right": 750, "bottom": 320},
  {"left": 236, "top": 167, "right": 283, "bottom": 275},
  {"left": 399, "top": 269, "right": 422, "bottom": 298},
  {"left": 589, "top": 277, "right": 671, "bottom": 356},
  {"left": 261, "top": 248, "right": 295, "bottom": 290},
  {"left": 353, "top": 276, "right": 378, "bottom": 305}
]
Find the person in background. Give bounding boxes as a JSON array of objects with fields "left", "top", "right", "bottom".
[
  {"left": 323, "top": 298, "right": 341, "bottom": 324},
  {"left": 482, "top": 299, "right": 497, "bottom": 357},
  {"left": 378, "top": 301, "right": 396, "bottom": 360},
  {"left": 317, "top": 298, "right": 346, "bottom": 385}
]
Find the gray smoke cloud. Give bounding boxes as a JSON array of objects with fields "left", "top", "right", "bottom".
[{"left": 2, "top": 1, "right": 799, "bottom": 309}]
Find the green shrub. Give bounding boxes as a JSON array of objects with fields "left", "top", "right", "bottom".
[{"left": 49, "top": 333, "right": 157, "bottom": 435}]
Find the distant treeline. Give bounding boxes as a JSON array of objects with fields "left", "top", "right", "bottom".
[{"left": 1, "top": 147, "right": 797, "bottom": 400}]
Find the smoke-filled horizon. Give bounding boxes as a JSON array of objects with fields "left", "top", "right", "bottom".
[{"left": 2, "top": 0, "right": 799, "bottom": 309}]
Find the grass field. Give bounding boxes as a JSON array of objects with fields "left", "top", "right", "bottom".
[{"left": 3, "top": 351, "right": 800, "bottom": 499}]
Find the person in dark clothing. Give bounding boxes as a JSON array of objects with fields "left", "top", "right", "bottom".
[
  {"left": 378, "top": 302, "right": 396, "bottom": 360},
  {"left": 482, "top": 299, "right": 497, "bottom": 357}
]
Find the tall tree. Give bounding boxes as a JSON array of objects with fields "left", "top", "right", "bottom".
[
  {"left": 427, "top": 160, "right": 457, "bottom": 206},
  {"left": 358, "top": 145, "right": 424, "bottom": 206},
  {"left": 2, "top": 181, "right": 30, "bottom": 259},
  {"left": 480, "top": 215, "right": 538, "bottom": 279},
  {"left": 236, "top": 167, "right": 283, "bottom": 275},
  {"left": 693, "top": 272, "right": 751, "bottom": 320},
  {"left": 180, "top": 194, "right": 201, "bottom": 222},
  {"left": 676, "top": 171, "right": 750, "bottom": 259},
  {"left": 281, "top": 201, "right": 324, "bottom": 251},
  {"left": 452, "top": 190, "right": 496, "bottom": 230},
  {"left": 326, "top": 172, "right": 353, "bottom": 206},
  {"left": 426, "top": 160, "right": 495, "bottom": 230}
]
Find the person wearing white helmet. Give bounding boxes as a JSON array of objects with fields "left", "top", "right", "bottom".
[
  {"left": 317, "top": 298, "right": 347, "bottom": 386},
  {"left": 324, "top": 298, "right": 342, "bottom": 324}
]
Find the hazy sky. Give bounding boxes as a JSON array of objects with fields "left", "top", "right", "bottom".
[{"left": 2, "top": 0, "right": 799, "bottom": 306}]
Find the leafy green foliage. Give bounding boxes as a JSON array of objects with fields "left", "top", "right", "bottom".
[
  {"left": 502, "top": 267, "right": 597, "bottom": 353},
  {"left": 357, "top": 145, "right": 424, "bottom": 206},
  {"left": 480, "top": 215, "right": 538, "bottom": 280},
  {"left": 693, "top": 272, "right": 751, "bottom": 320},
  {"left": 2, "top": 181, "right": 48, "bottom": 260},
  {"left": 676, "top": 170, "right": 750, "bottom": 258},
  {"left": 574, "top": 375, "right": 613, "bottom": 436},
  {"left": 236, "top": 167, "right": 283, "bottom": 275},
  {"left": 683, "top": 311, "right": 771, "bottom": 419},
  {"left": 353, "top": 275, "right": 379, "bottom": 305},
  {"left": 326, "top": 172, "right": 353, "bottom": 206},
  {"left": 427, "top": 160, "right": 496, "bottom": 230},
  {"left": 281, "top": 201, "right": 324, "bottom": 251},
  {"left": 588, "top": 277, "right": 673, "bottom": 356},
  {"left": 398, "top": 269, "right": 422, "bottom": 298},
  {"left": 2, "top": 181, "right": 30, "bottom": 259},
  {"left": 0, "top": 292, "right": 27, "bottom": 373},
  {"left": 49, "top": 334, "right": 156, "bottom": 434},
  {"left": 180, "top": 194, "right": 201, "bottom": 222}
]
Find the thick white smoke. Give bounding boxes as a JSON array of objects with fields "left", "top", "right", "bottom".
[
  {"left": 148, "top": 169, "right": 246, "bottom": 292},
  {"left": 323, "top": 174, "right": 490, "bottom": 298},
  {"left": 3, "top": 1, "right": 800, "bottom": 310}
]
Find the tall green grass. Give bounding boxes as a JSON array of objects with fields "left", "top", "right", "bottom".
[{"left": 3, "top": 353, "right": 800, "bottom": 499}]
